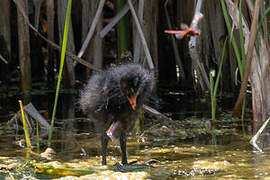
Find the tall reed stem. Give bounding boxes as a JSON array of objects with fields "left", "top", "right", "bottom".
[{"left": 48, "top": 0, "right": 72, "bottom": 147}]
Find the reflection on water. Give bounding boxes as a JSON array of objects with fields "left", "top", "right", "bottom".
[
  {"left": 0, "top": 92, "right": 268, "bottom": 179},
  {"left": 0, "top": 117, "right": 270, "bottom": 179}
]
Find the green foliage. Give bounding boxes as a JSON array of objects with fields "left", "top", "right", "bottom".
[
  {"left": 19, "top": 100, "right": 31, "bottom": 149},
  {"left": 209, "top": 38, "right": 227, "bottom": 121},
  {"left": 221, "top": 0, "right": 269, "bottom": 134},
  {"left": 239, "top": 0, "right": 246, "bottom": 68},
  {"left": 220, "top": 0, "right": 246, "bottom": 132},
  {"left": 36, "top": 120, "right": 40, "bottom": 153},
  {"left": 48, "top": 0, "right": 72, "bottom": 147},
  {"left": 220, "top": 0, "right": 243, "bottom": 78}
]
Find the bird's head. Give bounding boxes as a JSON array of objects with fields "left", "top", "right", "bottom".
[{"left": 120, "top": 76, "right": 140, "bottom": 110}]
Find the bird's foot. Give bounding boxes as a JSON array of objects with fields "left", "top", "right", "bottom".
[
  {"left": 145, "top": 159, "right": 159, "bottom": 166},
  {"left": 126, "top": 160, "right": 138, "bottom": 165},
  {"left": 114, "top": 160, "right": 150, "bottom": 172}
]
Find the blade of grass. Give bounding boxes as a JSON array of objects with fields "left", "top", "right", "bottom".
[
  {"left": 239, "top": 0, "right": 246, "bottom": 67},
  {"left": 19, "top": 100, "right": 31, "bottom": 149},
  {"left": 36, "top": 119, "right": 40, "bottom": 153},
  {"left": 48, "top": 0, "right": 72, "bottom": 147},
  {"left": 239, "top": 0, "right": 247, "bottom": 135},
  {"left": 142, "top": 56, "right": 147, "bottom": 68},
  {"left": 221, "top": 0, "right": 243, "bottom": 78},
  {"left": 213, "top": 38, "right": 228, "bottom": 97},
  {"left": 210, "top": 37, "right": 228, "bottom": 121},
  {"left": 209, "top": 72, "right": 215, "bottom": 120}
]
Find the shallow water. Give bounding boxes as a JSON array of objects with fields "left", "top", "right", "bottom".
[
  {"left": 0, "top": 92, "right": 267, "bottom": 179},
  {"left": 0, "top": 116, "right": 269, "bottom": 180}
]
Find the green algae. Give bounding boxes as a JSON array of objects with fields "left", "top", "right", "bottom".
[{"left": 1, "top": 111, "right": 270, "bottom": 179}]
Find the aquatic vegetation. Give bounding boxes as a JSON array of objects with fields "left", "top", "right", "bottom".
[{"left": 0, "top": 111, "right": 263, "bottom": 179}]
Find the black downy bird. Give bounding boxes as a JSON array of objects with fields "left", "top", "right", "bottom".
[{"left": 79, "top": 63, "right": 154, "bottom": 165}]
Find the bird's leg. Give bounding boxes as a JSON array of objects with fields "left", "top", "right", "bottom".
[
  {"left": 120, "top": 133, "right": 128, "bottom": 165},
  {"left": 101, "top": 133, "right": 109, "bottom": 165}
]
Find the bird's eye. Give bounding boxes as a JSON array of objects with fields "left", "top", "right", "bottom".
[{"left": 126, "top": 88, "right": 134, "bottom": 98}]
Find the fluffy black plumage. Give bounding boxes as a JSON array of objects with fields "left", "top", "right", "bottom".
[{"left": 79, "top": 63, "right": 154, "bottom": 165}]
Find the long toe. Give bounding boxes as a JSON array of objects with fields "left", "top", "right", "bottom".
[{"left": 127, "top": 160, "right": 138, "bottom": 165}]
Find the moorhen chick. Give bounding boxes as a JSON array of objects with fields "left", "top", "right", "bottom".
[{"left": 79, "top": 63, "right": 154, "bottom": 165}]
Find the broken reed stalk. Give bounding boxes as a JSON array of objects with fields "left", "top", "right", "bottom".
[
  {"left": 117, "top": 0, "right": 128, "bottom": 61},
  {"left": 250, "top": 117, "right": 270, "bottom": 152},
  {"left": 0, "top": 54, "right": 8, "bottom": 64},
  {"left": 48, "top": 0, "right": 72, "bottom": 147},
  {"left": 100, "top": 3, "right": 130, "bottom": 38},
  {"left": 232, "top": 0, "right": 260, "bottom": 117},
  {"left": 13, "top": 0, "right": 99, "bottom": 72},
  {"left": 77, "top": 0, "right": 105, "bottom": 58},
  {"left": 127, "top": 0, "right": 154, "bottom": 70},
  {"left": 18, "top": 100, "right": 31, "bottom": 149}
]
